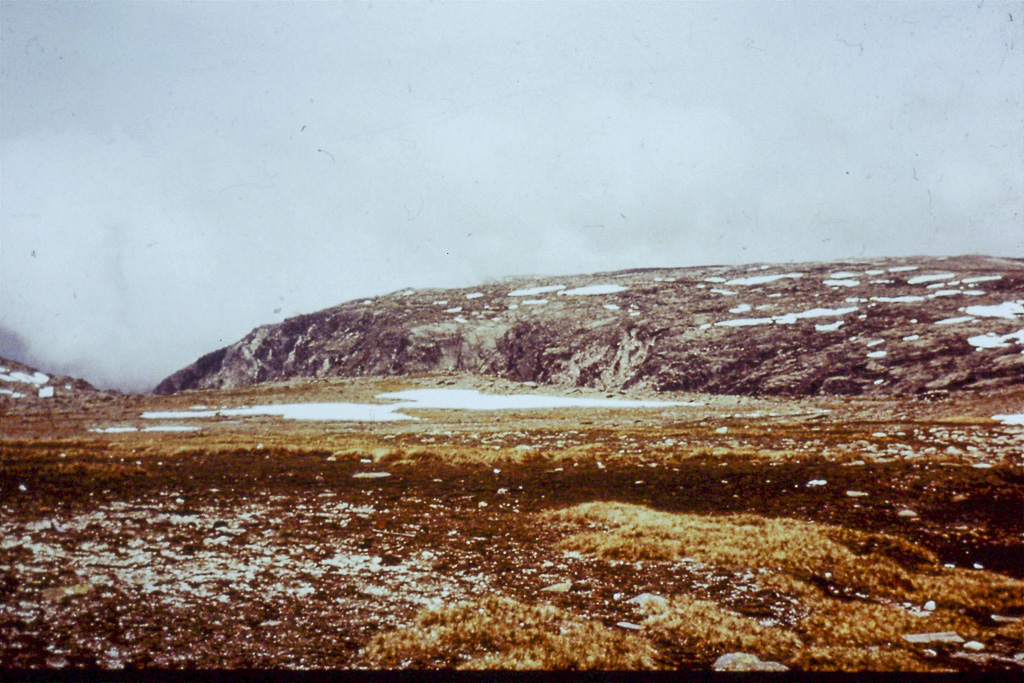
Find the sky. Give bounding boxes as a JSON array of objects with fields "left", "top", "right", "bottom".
[{"left": 2, "top": 1, "right": 1022, "bottom": 392}]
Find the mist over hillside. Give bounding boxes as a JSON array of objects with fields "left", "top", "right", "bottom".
[{"left": 156, "top": 255, "right": 1024, "bottom": 398}]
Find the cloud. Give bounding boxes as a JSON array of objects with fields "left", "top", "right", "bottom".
[{"left": 1, "top": 1, "right": 1021, "bottom": 391}]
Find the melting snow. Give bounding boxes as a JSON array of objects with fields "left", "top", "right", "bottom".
[
  {"left": 888, "top": 265, "right": 919, "bottom": 272},
  {"left": 710, "top": 288, "right": 737, "bottom": 296},
  {"left": 141, "top": 389, "right": 697, "bottom": 424},
  {"left": 521, "top": 299, "right": 548, "bottom": 306},
  {"left": 993, "top": 414, "right": 1024, "bottom": 426},
  {"left": 871, "top": 296, "right": 926, "bottom": 303},
  {"left": 143, "top": 425, "right": 200, "bottom": 432},
  {"left": 824, "top": 279, "right": 859, "bottom": 287},
  {"left": 867, "top": 351, "right": 887, "bottom": 358},
  {"left": 903, "top": 335, "right": 920, "bottom": 341},
  {"left": 0, "top": 388, "right": 25, "bottom": 399},
  {"left": 603, "top": 304, "right": 620, "bottom": 311},
  {"left": 724, "top": 272, "right": 803, "bottom": 286},
  {"left": 704, "top": 277, "right": 727, "bottom": 283},
  {"left": 444, "top": 306, "right": 462, "bottom": 313},
  {"left": 964, "top": 302, "right": 1024, "bottom": 320},
  {"left": 908, "top": 273, "right": 956, "bottom": 285},
  {"left": 90, "top": 427, "right": 139, "bottom": 433},
  {"left": 0, "top": 370, "right": 49, "bottom": 385},
  {"left": 38, "top": 386, "right": 54, "bottom": 398},
  {"left": 968, "top": 329, "right": 1024, "bottom": 350},
  {"left": 559, "top": 284, "right": 628, "bottom": 296},
  {"left": 830, "top": 272, "right": 859, "bottom": 278},
  {"left": 508, "top": 285, "right": 565, "bottom": 297},
  {"left": 729, "top": 304, "right": 752, "bottom": 314},
  {"left": 934, "top": 316, "right": 975, "bottom": 325},
  {"left": 962, "top": 275, "right": 1002, "bottom": 284},
  {"left": 453, "top": 316, "right": 468, "bottom": 323},
  {"left": 465, "top": 292, "right": 484, "bottom": 299},
  {"left": 815, "top": 321, "right": 844, "bottom": 332},
  {"left": 716, "top": 317, "right": 774, "bottom": 327}
]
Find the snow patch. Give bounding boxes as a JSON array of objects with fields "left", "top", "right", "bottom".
[
  {"left": 141, "top": 389, "right": 698, "bottom": 424},
  {"left": 724, "top": 272, "right": 803, "bottom": 286},
  {"left": 815, "top": 321, "right": 844, "bottom": 332},
  {"left": 0, "top": 370, "right": 49, "bottom": 385},
  {"left": 962, "top": 275, "right": 1002, "bottom": 284},
  {"left": 992, "top": 414, "right": 1024, "bottom": 426},
  {"left": 465, "top": 292, "right": 484, "bottom": 299},
  {"left": 38, "top": 386, "right": 54, "bottom": 398},
  {"left": 934, "top": 316, "right": 975, "bottom": 325},
  {"left": 444, "top": 306, "right": 462, "bottom": 313},
  {"left": 871, "top": 296, "right": 926, "bottom": 303},
  {"left": 908, "top": 273, "right": 956, "bottom": 285},
  {"left": 866, "top": 351, "right": 887, "bottom": 358},
  {"left": 729, "top": 304, "right": 752, "bottom": 314},
  {"left": 521, "top": 299, "right": 548, "bottom": 306},
  {"left": 824, "top": 279, "right": 859, "bottom": 287},
  {"left": 709, "top": 288, "right": 737, "bottom": 296},
  {"left": 964, "top": 302, "right": 1024, "bottom": 320},
  {"left": 559, "top": 284, "right": 628, "bottom": 296},
  {"left": 509, "top": 285, "right": 565, "bottom": 297},
  {"left": 888, "top": 265, "right": 919, "bottom": 272},
  {"left": 968, "top": 329, "right": 1024, "bottom": 350},
  {"left": 0, "top": 388, "right": 25, "bottom": 399}
]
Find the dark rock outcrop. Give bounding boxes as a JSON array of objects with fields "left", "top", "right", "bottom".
[{"left": 155, "top": 255, "right": 1024, "bottom": 397}]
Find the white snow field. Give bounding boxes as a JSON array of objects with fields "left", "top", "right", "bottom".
[{"left": 140, "top": 389, "right": 697, "bottom": 424}]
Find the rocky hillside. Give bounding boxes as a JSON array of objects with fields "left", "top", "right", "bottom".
[
  {"left": 156, "top": 255, "right": 1024, "bottom": 397},
  {"left": 1, "top": 357, "right": 104, "bottom": 403}
]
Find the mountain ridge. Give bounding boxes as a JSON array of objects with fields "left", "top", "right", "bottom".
[{"left": 155, "top": 255, "right": 1024, "bottom": 397}]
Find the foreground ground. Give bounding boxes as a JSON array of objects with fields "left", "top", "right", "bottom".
[{"left": 1, "top": 374, "right": 1022, "bottom": 671}]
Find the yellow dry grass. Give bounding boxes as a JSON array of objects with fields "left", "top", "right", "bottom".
[
  {"left": 361, "top": 595, "right": 661, "bottom": 670},
  {"left": 541, "top": 502, "right": 1023, "bottom": 671}
]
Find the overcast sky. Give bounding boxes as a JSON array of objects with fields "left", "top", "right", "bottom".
[{"left": 2, "top": 1, "right": 1022, "bottom": 392}]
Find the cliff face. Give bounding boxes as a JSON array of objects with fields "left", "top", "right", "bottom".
[{"left": 155, "top": 255, "right": 1024, "bottom": 397}]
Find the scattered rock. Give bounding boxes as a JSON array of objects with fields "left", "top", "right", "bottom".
[
  {"left": 902, "top": 631, "right": 964, "bottom": 644},
  {"left": 616, "top": 621, "right": 643, "bottom": 631},
  {"left": 807, "top": 479, "right": 827, "bottom": 486},
  {"left": 846, "top": 490, "right": 868, "bottom": 497},
  {"left": 923, "top": 600, "right": 936, "bottom": 611},
  {"left": 352, "top": 472, "right": 391, "bottom": 479},
  {"left": 992, "top": 614, "right": 1022, "bottom": 624},
  {"left": 963, "top": 641, "right": 985, "bottom": 651},
  {"left": 713, "top": 652, "right": 789, "bottom": 672},
  {"left": 540, "top": 582, "right": 572, "bottom": 593},
  {"left": 625, "top": 593, "right": 668, "bottom": 611},
  {"left": 897, "top": 509, "right": 918, "bottom": 518}
]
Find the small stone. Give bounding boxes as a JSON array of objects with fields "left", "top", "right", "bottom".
[
  {"left": 352, "top": 472, "right": 391, "bottom": 479},
  {"left": 924, "top": 600, "right": 936, "bottom": 611},
  {"left": 715, "top": 427, "right": 728, "bottom": 434},
  {"left": 540, "top": 582, "right": 572, "bottom": 593},
  {"left": 897, "top": 509, "right": 918, "bottom": 518},
  {"left": 626, "top": 593, "right": 668, "bottom": 611},
  {"left": 992, "top": 614, "right": 1022, "bottom": 624},
  {"left": 963, "top": 641, "right": 985, "bottom": 651},
  {"left": 478, "top": 501, "right": 487, "bottom": 508},
  {"left": 902, "top": 631, "right": 964, "bottom": 644},
  {"left": 713, "top": 653, "right": 789, "bottom": 672},
  {"left": 616, "top": 621, "right": 643, "bottom": 630},
  {"left": 496, "top": 488, "right": 508, "bottom": 495},
  {"left": 846, "top": 490, "right": 869, "bottom": 497}
]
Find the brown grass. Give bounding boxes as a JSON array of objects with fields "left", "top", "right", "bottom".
[
  {"left": 541, "top": 502, "right": 1023, "bottom": 671},
  {"left": 360, "top": 595, "right": 661, "bottom": 670},
  {"left": 639, "top": 594, "right": 803, "bottom": 662}
]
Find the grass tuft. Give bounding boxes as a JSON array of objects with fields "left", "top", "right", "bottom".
[{"left": 360, "top": 595, "right": 660, "bottom": 670}]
